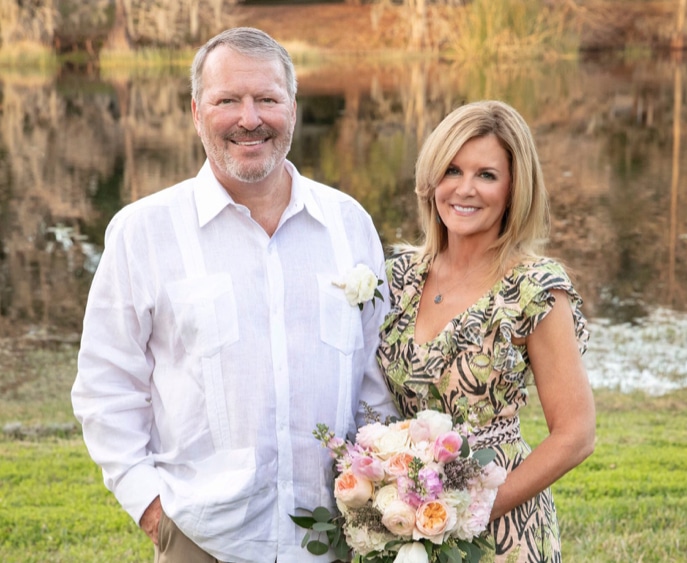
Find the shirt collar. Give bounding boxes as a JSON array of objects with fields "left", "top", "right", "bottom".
[{"left": 193, "top": 159, "right": 327, "bottom": 228}]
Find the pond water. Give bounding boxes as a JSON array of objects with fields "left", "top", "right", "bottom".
[{"left": 0, "top": 53, "right": 686, "bottom": 394}]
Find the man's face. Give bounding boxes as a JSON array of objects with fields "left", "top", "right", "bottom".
[{"left": 192, "top": 47, "right": 297, "bottom": 185}]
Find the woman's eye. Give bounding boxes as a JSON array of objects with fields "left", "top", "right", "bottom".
[
  {"left": 480, "top": 171, "right": 497, "bottom": 180},
  {"left": 445, "top": 166, "right": 461, "bottom": 176}
]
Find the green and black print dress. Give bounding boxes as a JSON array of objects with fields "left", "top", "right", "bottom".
[{"left": 376, "top": 252, "right": 589, "bottom": 563}]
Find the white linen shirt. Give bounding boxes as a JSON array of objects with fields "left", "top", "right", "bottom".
[{"left": 72, "top": 160, "right": 397, "bottom": 563}]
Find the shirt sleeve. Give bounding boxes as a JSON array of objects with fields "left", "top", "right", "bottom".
[
  {"left": 354, "top": 223, "right": 400, "bottom": 427},
  {"left": 71, "top": 211, "right": 162, "bottom": 524}
]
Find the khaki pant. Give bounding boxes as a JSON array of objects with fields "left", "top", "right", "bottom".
[{"left": 154, "top": 512, "right": 223, "bottom": 563}]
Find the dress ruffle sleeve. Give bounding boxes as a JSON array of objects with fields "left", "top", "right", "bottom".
[{"left": 487, "top": 258, "right": 589, "bottom": 384}]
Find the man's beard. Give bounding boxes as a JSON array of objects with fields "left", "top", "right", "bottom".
[{"left": 203, "top": 124, "right": 293, "bottom": 184}]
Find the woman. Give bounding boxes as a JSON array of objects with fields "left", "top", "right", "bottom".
[{"left": 376, "top": 100, "right": 596, "bottom": 562}]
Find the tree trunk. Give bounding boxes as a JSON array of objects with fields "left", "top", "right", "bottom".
[
  {"left": 408, "top": 0, "right": 427, "bottom": 51},
  {"left": 105, "top": 0, "right": 132, "bottom": 52}
]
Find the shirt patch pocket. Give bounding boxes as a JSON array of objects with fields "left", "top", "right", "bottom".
[
  {"left": 166, "top": 274, "right": 239, "bottom": 357},
  {"left": 317, "top": 273, "right": 364, "bottom": 355}
]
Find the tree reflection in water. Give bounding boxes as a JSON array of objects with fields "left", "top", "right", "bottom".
[{"left": 0, "top": 56, "right": 685, "bottom": 391}]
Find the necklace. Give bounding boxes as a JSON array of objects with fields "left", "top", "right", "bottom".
[
  {"left": 432, "top": 259, "right": 462, "bottom": 304},
  {"left": 432, "top": 257, "right": 482, "bottom": 305}
]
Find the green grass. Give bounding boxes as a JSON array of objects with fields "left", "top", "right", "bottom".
[{"left": 1, "top": 345, "right": 686, "bottom": 562}]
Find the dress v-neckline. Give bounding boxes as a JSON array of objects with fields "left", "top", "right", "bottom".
[{"left": 411, "top": 266, "right": 495, "bottom": 348}]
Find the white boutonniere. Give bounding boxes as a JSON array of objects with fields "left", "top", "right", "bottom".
[{"left": 333, "top": 263, "right": 384, "bottom": 310}]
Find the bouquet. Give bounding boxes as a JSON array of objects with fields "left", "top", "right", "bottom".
[{"left": 291, "top": 408, "right": 507, "bottom": 563}]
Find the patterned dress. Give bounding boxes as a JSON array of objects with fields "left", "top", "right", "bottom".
[{"left": 376, "top": 252, "right": 589, "bottom": 563}]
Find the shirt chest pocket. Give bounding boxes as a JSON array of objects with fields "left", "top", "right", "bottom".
[
  {"left": 317, "top": 274, "right": 364, "bottom": 356},
  {"left": 166, "top": 274, "right": 239, "bottom": 357}
]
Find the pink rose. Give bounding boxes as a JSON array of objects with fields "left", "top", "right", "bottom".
[
  {"left": 433, "top": 432, "right": 463, "bottom": 463},
  {"left": 334, "top": 470, "right": 374, "bottom": 508},
  {"left": 352, "top": 454, "right": 385, "bottom": 482}
]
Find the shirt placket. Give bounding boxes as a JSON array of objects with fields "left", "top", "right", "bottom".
[{"left": 264, "top": 238, "right": 295, "bottom": 547}]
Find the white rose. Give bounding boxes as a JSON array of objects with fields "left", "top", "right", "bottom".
[
  {"left": 413, "top": 410, "right": 454, "bottom": 441},
  {"left": 341, "top": 263, "right": 379, "bottom": 306},
  {"left": 393, "top": 541, "right": 430, "bottom": 563}
]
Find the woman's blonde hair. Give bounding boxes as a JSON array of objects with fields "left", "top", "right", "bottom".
[{"left": 414, "top": 100, "right": 549, "bottom": 273}]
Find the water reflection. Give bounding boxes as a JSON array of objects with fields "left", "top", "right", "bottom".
[{"left": 0, "top": 56, "right": 685, "bottom": 349}]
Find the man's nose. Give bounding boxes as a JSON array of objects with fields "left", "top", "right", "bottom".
[{"left": 238, "top": 99, "right": 262, "bottom": 130}]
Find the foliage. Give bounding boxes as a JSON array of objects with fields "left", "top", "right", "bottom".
[
  {"left": 1, "top": 343, "right": 686, "bottom": 562},
  {"left": 439, "top": 0, "right": 580, "bottom": 62}
]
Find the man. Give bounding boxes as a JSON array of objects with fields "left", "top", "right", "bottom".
[{"left": 72, "top": 27, "right": 396, "bottom": 563}]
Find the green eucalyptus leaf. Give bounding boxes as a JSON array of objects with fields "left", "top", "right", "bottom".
[
  {"left": 312, "top": 506, "right": 333, "bottom": 522},
  {"left": 460, "top": 436, "right": 471, "bottom": 457},
  {"left": 289, "top": 515, "right": 316, "bottom": 529},
  {"left": 312, "top": 522, "right": 337, "bottom": 532},
  {"left": 300, "top": 531, "right": 311, "bottom": 548},
  {"left": 307, "top": 540, "right": 330, "bottom": 556},
  {"left": 457, "top": 540, "right": 482, "bottom": 563},
  {"left": 472, "top": 448, "right": 497, "bottom": 466},
  {"left": 334, "top": 538, "right": 350, "bottom": 560},
  {"left": 444, "top": 545, "right": 463, "bottom": 563}
]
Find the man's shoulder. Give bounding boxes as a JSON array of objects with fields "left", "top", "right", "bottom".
[
  {"left": 300, "top": 175, "right": 369, "bottom": 218},
  {"left": 106, "top": 178, "right": 196, "bottom": 239},
  {"left": 113, "top": 177, "right": 195, "bottom": 221}
]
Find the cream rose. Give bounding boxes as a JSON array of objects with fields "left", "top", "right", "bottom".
[
  {"left": 373, "top": 484, "right": 400, "bottom": 513},
  {"left": 375, "top": 426, "right": 411, "bottom": 460},
  {"left": 334, "top": 470, "right": 374, "bottom": 508},
  {"left": 381, "top": 499, "right": 417, "bottom": 537}
]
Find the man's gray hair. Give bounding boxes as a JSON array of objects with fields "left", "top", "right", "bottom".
[{"left": 190, "top": 27, "right": 297, "bottom": 104}]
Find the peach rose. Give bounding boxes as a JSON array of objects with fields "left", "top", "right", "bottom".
[
  {"left": 334, "top": 470, "right": 374, "bottom": 508},
  {"left": 413, "top": 500, "right": 456, "bottom": 543},
  {"left": 385, "top": 452, "right": 414, "bottom": 480}
]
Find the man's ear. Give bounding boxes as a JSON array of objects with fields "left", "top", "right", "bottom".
[{"left": 191, "top": 98, "right": 200, "bottom": 134}]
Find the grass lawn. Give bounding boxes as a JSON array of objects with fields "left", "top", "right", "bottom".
[{"left": 1, "top": 344, "right": 686, "bottom": 562}]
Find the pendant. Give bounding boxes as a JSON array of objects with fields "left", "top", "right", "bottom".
[{"left": 434, "top": 294, "right": 443, "bottom": 304}]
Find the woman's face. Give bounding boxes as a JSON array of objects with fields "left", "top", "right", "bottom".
[{"left": 434, "top": 134, "right": 511, "bottom": 246}]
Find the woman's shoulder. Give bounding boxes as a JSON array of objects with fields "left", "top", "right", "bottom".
[
  {"left": 504, "top": 256, "right": 573, "bottom": 291},
  {"left": 384, "top": 247, "right": 428, "bottom": 285}
]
